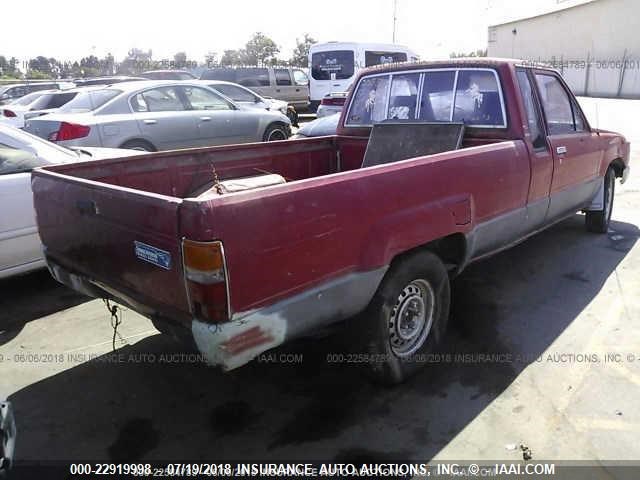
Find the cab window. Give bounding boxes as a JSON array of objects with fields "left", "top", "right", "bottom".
[
  {"left": 181, "top": 86, "right": 232, "bottom": 111},
  {"left": 346, "top": 75, "right": 389, "bottom": 125},
  {"left": 453, "top": 70, "right": 505, "bottom": 127},
  {"left": 534, "top": 74, "right": 579, "bottom": 135},
  {"left": 388, "top": 73, "right": 419, "bottom": 120},
  {"left": 275, "top": 69, "right": 292, "bottom": 86}
]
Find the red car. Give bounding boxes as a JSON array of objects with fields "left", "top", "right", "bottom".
[{"left": 32, "top": 59, "right": 630, "bottom": 384}]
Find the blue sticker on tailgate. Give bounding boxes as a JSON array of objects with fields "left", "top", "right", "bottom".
[{"left": 134, "top": 241, "right": 172, "bottom": 270}]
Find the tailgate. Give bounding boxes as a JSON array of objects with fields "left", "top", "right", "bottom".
[{"left": 32, "top": 169, "right": 190, "bottom": 316}]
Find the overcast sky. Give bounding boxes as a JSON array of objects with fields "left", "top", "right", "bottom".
[{"left": 0, "top": 0, "right": 583, "bottom": 64}]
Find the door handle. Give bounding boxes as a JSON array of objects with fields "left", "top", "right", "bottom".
[
  {"left": 143, "top": 119, "right": 157, "bottom": 125},
  {"left": 556, "top": 146, "right": 567, "bottom": 155},
  {"left": 295, "top": 88, "right": 300, "bottom": 92},
  {"left": 200, "top": 116, "right": 212, "bottom": 121},
  {"left": 276, "top": 89, "right": 281, "bottom": 93}
]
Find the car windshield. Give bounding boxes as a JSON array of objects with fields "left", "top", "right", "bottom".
[
  {"left": 57, "top": 89, "right": 121, "bottom": 113},
  {"left": 311, "top": 51, "right": 355, "bottom": 80},
  {"left": 29, "top": 92, "right": 78, "bottom": 110}
]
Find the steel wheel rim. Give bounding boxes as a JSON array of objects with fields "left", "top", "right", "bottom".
[
  {"left": 267, "top": 129, "right": 286, "bottom": 141},
  {"left": 388, "top": 279, "right": 435, "bottom": 357}
]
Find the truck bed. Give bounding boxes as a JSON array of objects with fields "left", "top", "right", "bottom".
[{"left": 32, "top": 134, "right": 521, "bottom": 329}]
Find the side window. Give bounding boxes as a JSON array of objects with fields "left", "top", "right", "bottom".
[
  {"left": 346, "top": 76, "right": 389, "bottom": 125},
  {"left": 453, "top": 70, "right": 505, "bottom": 126},
  {"left": 572, "top": 98, "right": 587, "bottom": 132},
  {"left": 534, "top": 74, "right": 575, "bottom": 135},
  {"left": 419, "top": 70, "right": 455, "bottom": 121},
  {"left": 236, "top": 68, "right": 270, "bottom": 87},
  {"left": 275, "top": 69, "right": 292, "bottom": 86},
  {"left": 516, "top": 69, "right": 546, "bottom": 150},
  {"left": 131, "top": 87, "right": 184, "bottom": 112},
  {"left": 181, "top": 86, "right": 231, "bottom": 111},
  {"left": 388, "top": 73, "right": 419, "bottom": 120},
  {"left": 214, "top": 84, "right": 258, "bottom": 103},
  {"left": 293, "top": 69, "right": 309, "bottom": 86}
]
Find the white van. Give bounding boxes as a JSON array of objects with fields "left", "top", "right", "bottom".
[{"left": 308, "top": 42, "right": 418, "bottom": 109}]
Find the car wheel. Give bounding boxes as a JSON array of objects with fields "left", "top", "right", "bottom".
[
  {"left": 120, "top": 139, "right": 156, "bottom": 152},
  {"left": 263, "top": 123, "right": 288, "bottom": 142},
  {"left": 586, "top": 166, "right": 615, "bottom": 233},
  {"left": 356, "top": 250, "right": 450, "bottom": 385}
]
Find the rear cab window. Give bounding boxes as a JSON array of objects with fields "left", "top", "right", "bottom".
[
  {"left": 311, "top": 51, "right": 355, "bottom": 80},
  {"left": 346, "top": 67, "right": 507, "bottom": 128},
  {"left": 58, "top": 89, "right": 121, "bottom": 113}
]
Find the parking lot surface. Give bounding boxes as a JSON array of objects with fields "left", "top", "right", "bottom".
[{"left": 1, "top": 98, "right": 639, "bottom": 464}]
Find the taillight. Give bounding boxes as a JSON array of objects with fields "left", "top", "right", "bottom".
[
  {"left": 321, "top": 97, "right": 346, "bottom": 107},
  {"left": 183, "top": 239, "right": 230, "bottom": 323},
  {"left": 48, "top": 122, "right": 91, "bottom": 141},
  {"left": 3, "top": 109, "right": 16, "bottom": 117}
]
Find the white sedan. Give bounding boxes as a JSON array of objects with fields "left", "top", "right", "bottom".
[{"left": 0, "top": 124, "right": 138, "bottom": 279}]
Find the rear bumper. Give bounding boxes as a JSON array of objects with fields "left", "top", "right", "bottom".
[{"left": 47, "top": 256, "right": 387, "bottom": 372}]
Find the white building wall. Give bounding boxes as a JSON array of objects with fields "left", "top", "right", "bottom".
[{"left": 488, "top": 0, "right": 640, "bottom": 98}]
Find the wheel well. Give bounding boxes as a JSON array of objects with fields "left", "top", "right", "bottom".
[
  {"left": 610, "top": 158, "right": 625, "bottom": 178},
  {"left": 120, "top": 138, "right": 157, "bottom": 151},
  {"left": 391, "top": 233, "right": 467, "bottom": 275}
]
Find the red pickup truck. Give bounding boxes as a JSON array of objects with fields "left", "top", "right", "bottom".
[{"left": 32, "top": 59, "right": 630, "bottom": 384}]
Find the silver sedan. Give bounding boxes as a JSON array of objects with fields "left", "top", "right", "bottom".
[{"left": 23, "top": 81, "right": 291, "bottom": 151}]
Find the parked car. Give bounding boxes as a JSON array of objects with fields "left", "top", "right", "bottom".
[
  {"left": 200, "top": 67, "right": 310, "bottom": 110},
  {"left": 32, "top": 59, "right": 630, "bottom": 385},
  {"left": 290, "top": 112, "right": 339, "bottom": 138},
  {"left": 24, "top": 81, "right": 291, "bottom": 151},
  {"left": 0, "top": 124, "right": 138, "bottom": 279},
  {"left": 0, "top": 89, "right": 81, "bottom": 129},
  {"left": 197, "top": 80, "right": 298, "bottom": 126},
  {"left": 73, "top": 76, "right": 146, "bottom": 87},
  {"left": 316, "top": 91, "right": 348, "bottom": 118},
  {"left": 0, "top": 82, "right": 68, "bottom": 106},
  {"left": 140, "top": 70, "right": 197, "bottom": 80}
]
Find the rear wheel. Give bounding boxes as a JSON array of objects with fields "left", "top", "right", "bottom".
[
  {"left": 357, "top": 250, "right": 450, "bottom": 385},
  {"left": 586, "top": 166, "right": 615, "bottom": 233},
  {"left": 263, "top": 123, "right": 289, "bottom": 142},
  {"left": 120, "top": 139, "right": 156, "bottom": 152}
]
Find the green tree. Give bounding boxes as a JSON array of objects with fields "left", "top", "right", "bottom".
[
  {"left": 290, "top": 33, "right": 316, "bottom": 67},
  {"left": 174, "top": 51, "right": 187, "bottom": 69},
  {"left": 220, "top": 49, "right": 243, "bottom": 66},
  {"left": 204, "top": 51, "right": 217, "bottom": 68},
  {"left": 27, "top": 56, "right": 54, "bottom": 78},
  {"left": 243, "top": 32, "right": 279, "bottom": 66},
  {"left": 449, "top": 49, "right": 487, "bottom": 59}
]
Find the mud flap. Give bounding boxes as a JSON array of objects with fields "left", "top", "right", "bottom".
[{"left": 586, "top": 180, "right": 605, "bottom": 211}]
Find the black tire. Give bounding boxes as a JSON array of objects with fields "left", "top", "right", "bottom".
[
  {"left": 586, "top": 167, "right": 615, "bottom": 233},
  {"left": 357, "top": 250, "right": 451, "bottom": 385},
  {"left": 263, "top": 123, "right": 289, "bottom": 142},
  {"left": 120, "top": 139, "right": 156, "bottom": 152}
]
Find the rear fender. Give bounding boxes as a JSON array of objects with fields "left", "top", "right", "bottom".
[{"left": 358, "top": 194, "right": 473, "bottom": 268}]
